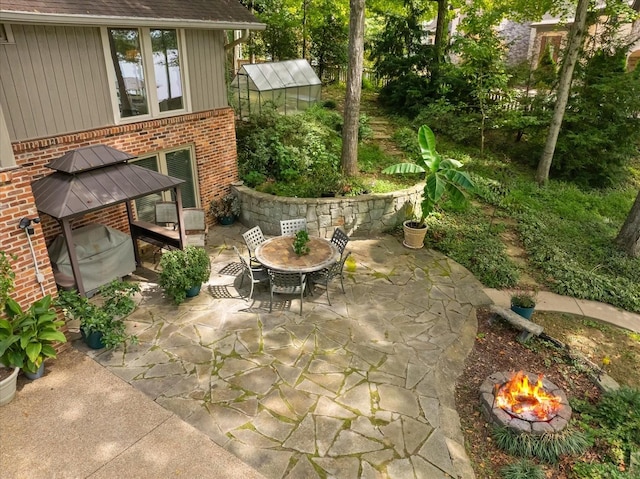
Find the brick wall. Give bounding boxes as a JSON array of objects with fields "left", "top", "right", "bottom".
[
  {"left": 12, "top": 107, "right": 239, "bottom": 243},
  {"left": 2, "top": 107, "right": 238, "bottom": 333},
  {"left": 0, "top": 168, "right": 68, "bottom": 350}
]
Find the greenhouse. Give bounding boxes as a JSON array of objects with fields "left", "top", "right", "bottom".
[{"left": 231, "top": 59, "right": 322, "bottom": 118}]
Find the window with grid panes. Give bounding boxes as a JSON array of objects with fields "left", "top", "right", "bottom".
[{"left": 133, "top": 147, "right": 198, "bottom": 222}]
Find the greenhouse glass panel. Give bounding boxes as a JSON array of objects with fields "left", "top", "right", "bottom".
[{"left": 231, "top": 59, "right": 321, "bottom": 118}]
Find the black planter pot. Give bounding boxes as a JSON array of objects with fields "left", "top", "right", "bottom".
[
  {"left": 185, "top": 284, "right": 202, "bottom": 298},
  {"left": 82, "top": 330, "right": 106, "bottom": 349},
  {"left": 511, "top": 304, "right": 535, "bottom": 320}
]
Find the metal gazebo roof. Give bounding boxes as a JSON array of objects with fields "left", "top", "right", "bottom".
[{"left": 31, "top": 145, "right": 187, "bottom": 296}]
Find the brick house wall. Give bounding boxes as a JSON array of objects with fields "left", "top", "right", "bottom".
[
  {"left": 12, "top": 107, "right": 239, "bottom": 244},
  {"left": 2, "top": 106, "right": 238, "bottom": 340}
]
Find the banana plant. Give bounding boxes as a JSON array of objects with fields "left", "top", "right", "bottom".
[{"left": 383, "top": 125, "right": 475, "bottom": 225}]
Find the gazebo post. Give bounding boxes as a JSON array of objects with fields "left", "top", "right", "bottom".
[
  {"left": 125, "top": 201, "right": 141, "bottom": 265},
  {"left": 174, "top": 186, "right": 186, "bottom": 249},
  {"left": 60, "top": 218, "right": 85, "bottom": 296}
]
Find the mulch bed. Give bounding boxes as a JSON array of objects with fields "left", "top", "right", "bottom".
[{"left": 455, "top": 308, "right": 602, "bottom": 479}]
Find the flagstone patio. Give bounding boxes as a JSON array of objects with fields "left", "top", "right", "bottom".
[{"left": 78, "top": 224, "right": 491, "bottom": 479}]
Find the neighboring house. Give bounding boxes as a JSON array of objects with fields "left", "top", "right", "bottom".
[
  {"left": 0, "top": 1, "right": 263, "bottom": 306},
  {"left": 499, "top": 2, "right": 640, "bottom": 69}
]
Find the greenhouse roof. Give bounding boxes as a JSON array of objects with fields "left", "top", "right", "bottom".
[{"left": 238, "top": 59, "right": 321, "bottom": 91}]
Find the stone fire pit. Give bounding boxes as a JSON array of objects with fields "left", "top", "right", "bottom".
[{"left": 480, "top": 371, "right": 572, "bottom": 435}]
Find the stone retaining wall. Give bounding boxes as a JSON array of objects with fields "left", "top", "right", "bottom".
[{"left": 232, "top": 184, "right": 424, "bottom": 238}]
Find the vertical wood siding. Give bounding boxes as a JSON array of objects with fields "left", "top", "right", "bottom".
[
  {"left": 186, "top": 29, "right": 228, "bottom": 112},
  {"left": 0, "top": 24, "right": 112, "bottom": 141}
]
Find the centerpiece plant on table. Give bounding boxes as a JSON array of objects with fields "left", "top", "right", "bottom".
[
  {"left": 158, "top": 246, "right": 211, "bottom": 304},
  {"left": 383, "top": 124, "right": 475, "bottom": 248},
  {"left": 293, "top": 230, "right": 311, "bottom": 256}
]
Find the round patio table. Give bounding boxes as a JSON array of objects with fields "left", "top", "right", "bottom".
[{"left": 255, "top": 236, "right": 339, "bottom": 273}]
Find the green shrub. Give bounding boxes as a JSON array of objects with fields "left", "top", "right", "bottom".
[
  {"left": 322, "top": 99, "right": 337, "bottom": 109},
  {"left": 572, "top": 387, "right": 640, "bottom": 468},
  {"left": 500, "top": 459, "right": 545, "bottom": 479},
  {"left": 425, "top": 212, "right": 520, "bottom": 288},
  {"left": 242, "top": 171, "right": 267, "bottom": 188},
  {"left": 492, "top": 426, "right": 589, "bottom": 464},
  {"left": 572, "top": 462, "right": 630, "bottom": 479}
]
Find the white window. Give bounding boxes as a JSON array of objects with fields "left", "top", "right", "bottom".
[
  {"left": 132, "top": 146, "right": 199, "bottom": 222},
  {"left": 102, "top": 27, "right": 190, "bottom": 122}
]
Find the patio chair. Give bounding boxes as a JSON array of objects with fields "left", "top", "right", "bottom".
[
  {"left": 330, "top": 228, "right": 350, "bottom": 258},
  {"left": 268, "top": 269, "right": 307, "bottom": 315},
  {"left": 309, "top": 251, "right": 352, "bottom": 306},
  {"left": 242, "top": 225, "right": 266, "bottom": 267},
  {"left": 233, "top": 246, "right": 268, "bottom": 301},
  {"left": 183, "top": 208, "right": 208, "bottom": 247},
  {"left": 280, "top": 218, "right": 307, "bottom": 236},
  {"left": 155, "top": 201, "right": 178, "bottom": 227}
]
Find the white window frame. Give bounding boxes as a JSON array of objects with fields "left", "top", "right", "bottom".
[
  {"left": 133, "top": 144, "right": 200, "bottom": 208},
  {"left": 101, "top": 27, "right": 192, "bottom": 124}
]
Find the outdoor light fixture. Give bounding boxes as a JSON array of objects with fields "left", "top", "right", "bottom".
[{"left": 18, "top": 216, "right": 40, "bottom": 235}]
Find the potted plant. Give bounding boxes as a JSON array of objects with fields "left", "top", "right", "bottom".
[
  {"left": 209, "top": 193, "right": 241, "bottom": 225},
  {"left": 4, "top": 295, "right": 67, "bottom": 379},
  {"left": 0, "top": 251, "right": 19, "bottom": 402},
  {"left": 56, "top": 280, "right": 140, "bottom": 350},
  {"left": 510, "top": 291, "right": 537, "bottom": 320},
  {"left": 383, "top": 125, "right": 475, "bottom": 249},
  {"left": 158, "top": 246, "right": 211, "bottom": 304}
]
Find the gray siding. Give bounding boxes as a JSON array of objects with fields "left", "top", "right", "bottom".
[
  {"left": 0, "top": 24, "right": 113, "bottom": 141},
  {"left": 186, "top": 29, "right": 228, "bottom": 112}
]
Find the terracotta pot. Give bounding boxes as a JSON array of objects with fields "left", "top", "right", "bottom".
[{"left": 403, "top": 220, "right": 427, "bottom": 249}]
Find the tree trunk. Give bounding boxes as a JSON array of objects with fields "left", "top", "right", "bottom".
[
  {"left": 433, "top": 0, "right": 448, "bottom": 64},
  {"left": 341, "top": 0, "right": 365, "bottom": 176},
  {"left": 616, "top": 190, "right": 640, "bottom": 257},
  {"left": 535, "top": 0, "right": 589, "bottom": 186}
]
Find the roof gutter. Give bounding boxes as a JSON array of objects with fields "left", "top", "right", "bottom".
[
  {"left": 0, "top": 11, "right": 266, "bottom": 30},
  {"left": 225, "top": 29, "right": 250, "bottom": 51}
]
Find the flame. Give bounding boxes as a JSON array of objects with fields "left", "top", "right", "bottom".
[{"left": 495, "top": 371, "right": 561, "bottom": 420}]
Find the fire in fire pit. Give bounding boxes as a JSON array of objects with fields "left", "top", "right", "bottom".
[
  {"left": 495, "top": 371, "right": 561, "bottom": 422},
  {"left": 480, "top": 371, "right": 572, "bottom": 435}
]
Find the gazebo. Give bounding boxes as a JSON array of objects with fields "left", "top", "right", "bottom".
[{"left": 31, "top": 145, "right": 187, "bottom": 296}]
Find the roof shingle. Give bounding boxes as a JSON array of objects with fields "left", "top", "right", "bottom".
[{"left": 0, "top": 0, "right": 262, "bottom": 28}]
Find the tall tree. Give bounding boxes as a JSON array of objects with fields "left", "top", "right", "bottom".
[
  {"left": 432, "top": 0, "right": 448, "bottom": 65},
  {"left": 535, "top": 0, "right": 590, "bottom": 185},
  {"left": 616, "top": 191, "right": 640, "bottom": 257},
  {"left": 341, "top": 0, "right": 365, "bottom": 176}
]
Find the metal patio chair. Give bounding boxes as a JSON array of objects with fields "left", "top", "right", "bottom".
[
  {"left": 309, "top": 251, "right": 352, "bottom": 306},
  {"left": 242, "top": 225, "right": 266, "bottom": 267},
  {"left": 183, "top": 208, "right": 208, "bottom": 247},
  {"left": 268, "top": 269, "right": 307, "bottom": 315},
  {"left": 330, "top": 227, "right": 350, "bottom": 258},
  {"left": 280, "top": 218, "right": 307, "bottom": 236},
  {"left": 233, "top": 246, "right": 268, "bottom": 301}
]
